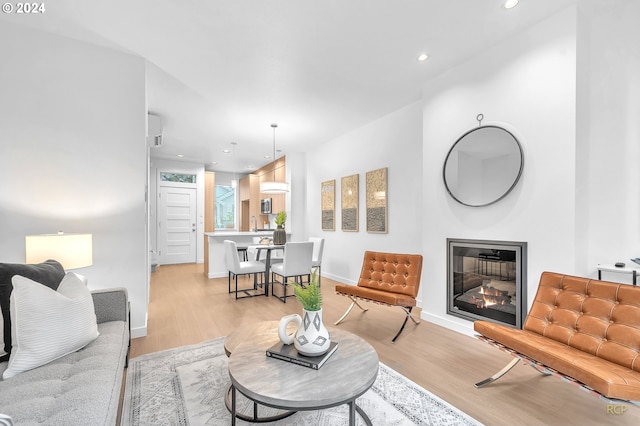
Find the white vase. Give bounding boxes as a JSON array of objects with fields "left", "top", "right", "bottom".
[
  {"left": 296, "top": 308, "right": 330, "bottom": 356},
  {"left": 278, "top": 308, "right": 330, "bottom": 357}
]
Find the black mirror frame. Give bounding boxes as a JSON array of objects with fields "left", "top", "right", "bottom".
[{"left": 443, "top": 125, "right": 524, "bottom": 207}]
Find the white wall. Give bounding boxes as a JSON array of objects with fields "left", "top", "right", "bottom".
[
  {"left": 284, "top": 151, "right": 307, "bottom": 242},
  {"left": 304, "top": 101, "right": 423, "bottom": 293},
  {"left": 421, "top": 7, "right": 578, "bottom": 335},
  {"left": 0, "top": 22, "right": 149, "bottom": 337},
  {"left": 577, "top": 0, "right": 640, "bottom": 280}
]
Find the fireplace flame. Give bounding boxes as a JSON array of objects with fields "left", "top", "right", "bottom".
[{"left": 472, "top": 285, "right": 510, "bottom": 308}]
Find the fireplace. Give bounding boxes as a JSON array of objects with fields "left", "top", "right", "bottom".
[{"left": 447, "top": 238, "right": 527, "bottom": 329}]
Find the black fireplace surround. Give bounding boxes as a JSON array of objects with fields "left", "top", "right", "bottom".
[{"left": 447, "top": 238, "right": 527, "bottom": 329}]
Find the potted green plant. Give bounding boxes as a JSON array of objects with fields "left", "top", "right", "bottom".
[
  {"left": 273, "top": 211, "right": 287, "bottom": 245},
  {"left": 275, "top": 211, "right": 286, "bottom": 227},
  {"left": 292, "top": 271, "right": 322, "bottom": 311}
]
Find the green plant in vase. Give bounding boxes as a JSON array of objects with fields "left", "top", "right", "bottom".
[
  {"left": 275, "top": 211, "right": 286, "bottom": 228},
  {"left": 292, "top": 269, "right": 322, "bottom": 311},
  {"left": 273, "top": 211, "right": 287, "bottom": 244},
  {"left": 288, "top": 268, "right": 330, "bottom": 356}
]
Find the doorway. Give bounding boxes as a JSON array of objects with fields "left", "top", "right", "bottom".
[{"left": 158, "top": 185, "right": 197, "bottom": 264}]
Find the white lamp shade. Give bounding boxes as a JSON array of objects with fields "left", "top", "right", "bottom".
[
  {"left": 25, "top": 233, "right": 93, "bottom": 270},
  {"left": 260, "top": 181, "right": 290, "bottom": 194}
]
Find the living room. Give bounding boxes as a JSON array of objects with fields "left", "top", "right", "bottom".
[{"left": 1, "top": 1, "right": 639, "bottom": 425}]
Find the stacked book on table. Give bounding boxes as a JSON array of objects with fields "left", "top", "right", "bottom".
[{"left": 266, "top": 341, "right": 338, "bottom": 370}]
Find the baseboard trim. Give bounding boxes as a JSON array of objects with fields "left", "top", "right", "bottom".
[
  {"left": 421, "top": 312, "right": 475, "bottom": 338},
  {"left": 131, "top": 325, "right": 148, "bottom": 338},
  {"left": 322, "top": 272, "right": 356, "bottom": 286}
]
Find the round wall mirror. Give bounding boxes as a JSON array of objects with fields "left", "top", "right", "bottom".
[{"left": 443, "top": 125, "right": 524, "bottom": 207}]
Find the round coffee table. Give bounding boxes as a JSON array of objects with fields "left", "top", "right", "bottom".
[
  {"left": 227, "top": 322, "right": 378, "bottom": 425},
  {"left": 224, "top": 321, "right": 280, "bottom": 357},
  {"left": 224, "top": 321, "right": 294, "bottom": 422}
]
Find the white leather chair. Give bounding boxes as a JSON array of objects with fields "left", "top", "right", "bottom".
[
  {"left": 270, "top": 241, "right": 314, "bottom": 303},
  {"left": 224, "top": 240, "right": 266, "bottom": 299},
  {"left": 309, "top": 237, "right": 325, "bottom": 286}
]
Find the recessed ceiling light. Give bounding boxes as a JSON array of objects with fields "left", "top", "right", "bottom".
[
  {"left": 503, "top": 0, "right": 519, "bottom": 9},
  {"left": 264, "top": 155, "right": 272, "bottom": 159},
  {"left": 210, "top": 162, "right": 217, "bottom": 165},
  {"left": 223, "top": 149, "right": 231, "bottom": 154},
  {"left": 177, "top": 154, "right": 184, "bottom": 158},
  {"left": 246, "top": 166, "right": 255, "bottom": 170},
  {"left": 417, "top": 53, "right": 429, "bottom": 62}
]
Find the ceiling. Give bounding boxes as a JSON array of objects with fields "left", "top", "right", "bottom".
[{"left": 2, "top": 0, "right": 578, "bottom": 173}]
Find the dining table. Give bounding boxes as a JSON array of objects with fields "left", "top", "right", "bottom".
[{"left": 249, "top": 244, "right": 284, "bottom": 295}]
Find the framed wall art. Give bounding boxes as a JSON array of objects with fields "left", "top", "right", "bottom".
[
  {"left": 366, "top": 167, "right": 387, "bottom": 233},
  {"left": 321, "top": 179, "right": 335, "bottom": 231},
  {"left": 341, "top": 174, "right": 359, "bottom": 232}
]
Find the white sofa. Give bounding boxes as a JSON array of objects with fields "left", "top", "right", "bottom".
[{"left": 0, "top": 287, "right": 129, "bottom": 425}]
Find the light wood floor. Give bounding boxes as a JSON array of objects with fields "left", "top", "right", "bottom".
[{"left": 129, "top": 264, "right": 639, "bottom": 425}]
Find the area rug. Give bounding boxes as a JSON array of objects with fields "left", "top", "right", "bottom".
[{"left": 121, "top": 337, "right": 483, "bottom": 426}]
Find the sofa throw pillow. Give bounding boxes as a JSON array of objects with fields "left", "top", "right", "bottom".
[
  {"left": 2, "top": 272, "right": 99, "bottom": 379},
  {"left": 0, "top": 260, "right": 65, "bottom": 360}
]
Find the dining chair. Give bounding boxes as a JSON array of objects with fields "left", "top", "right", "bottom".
[
  {"left": 245, "top": 240, "right": 265, "bottom": 285},
  {"left": 309, "top": 237, "right": 325, "bottom": 286},
  {"left": 270, "top": 241, "right": 314, "bottom": 303},
  {"left": 224, "top": 240, "right": 266, "bottom": 299}
]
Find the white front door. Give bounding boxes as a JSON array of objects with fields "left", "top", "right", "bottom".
[{"left": 158, "top": 186, "right": 197, "bottom": 264}]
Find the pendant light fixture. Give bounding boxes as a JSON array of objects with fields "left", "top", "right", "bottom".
[{"left": 260, "top": 123, "right": 290, "bottom": 194}]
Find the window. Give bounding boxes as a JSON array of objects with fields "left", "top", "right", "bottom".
[
  {"left": 215, "top": 185, "right": 236, "bottom": 230},
  {"left": 160, "top": 172, "right": 196, "bottom": 184}
]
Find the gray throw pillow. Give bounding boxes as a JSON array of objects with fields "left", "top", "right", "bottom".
[{"left": 0, "top": 260, "right": 65, "bottom": 360}]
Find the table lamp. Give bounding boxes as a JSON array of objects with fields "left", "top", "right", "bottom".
[{"left": 25, "top": 232, "right": 93, "bottom": 270}]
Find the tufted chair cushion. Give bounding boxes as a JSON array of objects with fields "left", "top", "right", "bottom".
[
  {"left": 336, "top": 251, "right": 423, "bottom": 307},
  {"left": 335, "top": 251, "right": 423, "bottom": 342},
  {"left": 357, "top": 252, "right": 422, "bottom": 298},
  {"left": 525, "top": 272, "right": 640, "bottom": 372},
  {"left": 475, "top": 271, "right": 640, "bottom": 401}
]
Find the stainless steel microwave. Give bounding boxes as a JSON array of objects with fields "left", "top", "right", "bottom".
[{"left": 261, "top": 198, "right": 272, "bottom": 214}]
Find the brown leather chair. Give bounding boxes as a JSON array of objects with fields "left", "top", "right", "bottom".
[
  {"left": 475, "top": 271, "right": 640, "bottom": 404},
  {"left": 334, "top": 251, "right": 423, "bottom": 342}
]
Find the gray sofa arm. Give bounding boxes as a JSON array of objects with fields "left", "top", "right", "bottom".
[{"left": 91, "top": 287, "right": 128, "bottom": 324}]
